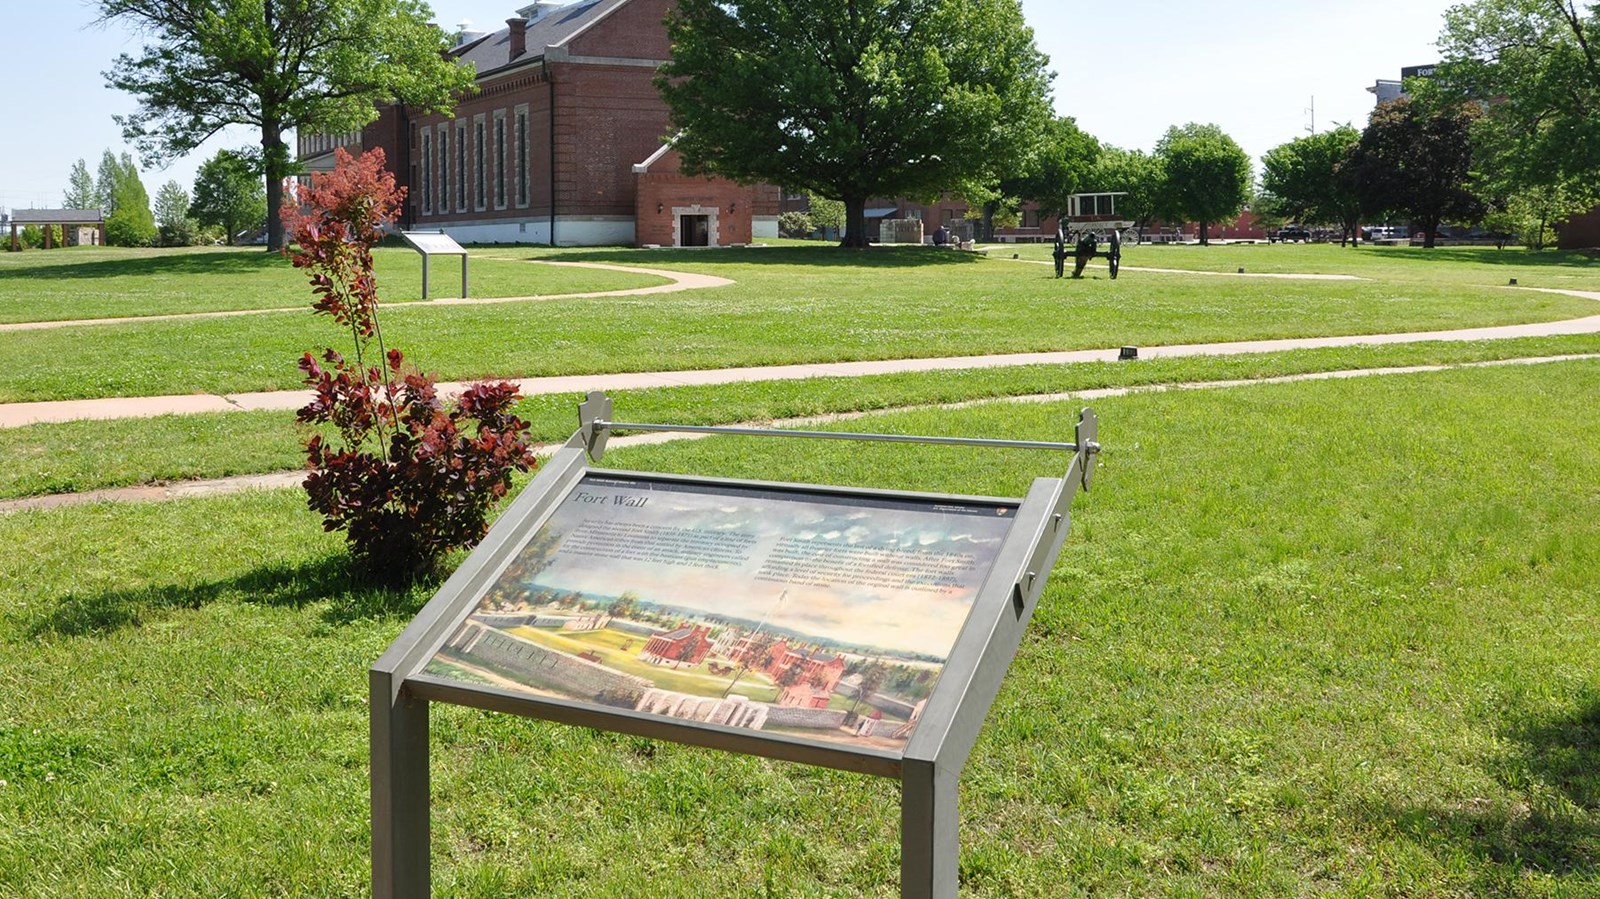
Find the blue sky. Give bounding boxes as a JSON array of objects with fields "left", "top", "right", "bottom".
[
  {"left": 0, "top": 0, "right": 1457, "bottom": 213},
  {"left": 498, "top": 480, "right": 1014, "bottom": 657}
]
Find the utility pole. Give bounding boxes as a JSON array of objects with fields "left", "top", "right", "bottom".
[{"left": 1305, "top": 96, "right": 1316, "bottom": 134}]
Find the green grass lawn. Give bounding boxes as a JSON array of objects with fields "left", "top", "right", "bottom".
[
  {"left": 2, "top": 360, "right": 1597, "bottom": 896},
  {"left": 1, "top": 246, "right": 1595, "bottom": 403},
  {"left": 3, "top": 332, "right": 1599, "bottom": 503},
  {"left": 992, "top": 241, "right": 1600, "bottom": 290},
  {"left": 505, "top": 626, "right": 782, "bottom": 702},
  {"left": 0, "top": 245, "right": 669, "bottom": 324}
]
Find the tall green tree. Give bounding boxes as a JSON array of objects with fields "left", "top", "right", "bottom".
[
  {"left": 657, "top": 0, "right": 1054, "bottom": 248},
  {"left": 104, "top": 160, "right": 156, "bottom": 246},
  {"left": 64, "top": 160, "right": 98, "bottom": 209},
  {"left": 1016, "top": 117, "right": 1101, "bottom": 221},
  {"left": 807, "top": 193, "right": 847, "bottom": 234},
  {"left": 1259, "top": 125, "right": 1363, "bottom": 246},
  {"left": 99, "top": 0, "right": 475, "bottom": 251},
  {"left": 1154, "top": 123, "right": 1251, "bottom": 246},
  {"left": 1345, "top": 98, "right": 1483, "bottom": 249},
  {"left": 154, "top": 180, "right": 196, "bottom": 246},
  {"left": 1090, "top": 147, "right": 1165, "bottom": 238},
  {"left": 94, "top": 150, "right": 123, "bottom": 212},
  {"left": 1432, "top": 0, "right": 1600, "bottom": 190},
  {"left": 192, "top": 149, "right": 267, "bottom": 245},
  {"left": 970, "top": 115, "right": 1100, "bottom": 239}
]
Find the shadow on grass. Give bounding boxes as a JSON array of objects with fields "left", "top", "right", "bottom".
[
  {"left": 1377, "top": 695, "right": 1600, "bottom": 882},
  {"left": 2, "top": 249, "right": 290, "bottom": 282},
  {"left": 522, "top": 244, "right": 988, "bottom": 270},
  {"left": 1353, "top": 246, "right": 1600, "bottom": 270},
  {"left": 30, "top": 554, "right": 432, "bottom": 638}
]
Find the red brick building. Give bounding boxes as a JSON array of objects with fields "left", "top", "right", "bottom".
[
  {"left": 762, "top": 642, "right": 847, "bottom": 693},
  {"left": 297, "top": 0, "right": 778, "bottom": 247},
  {"left": 640, "top": 625, "right": 712, "bottom": 667}
]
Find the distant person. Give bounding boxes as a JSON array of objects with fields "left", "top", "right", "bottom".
[{"left": 933, "top": 225, "right": 951, "bottom": 247}]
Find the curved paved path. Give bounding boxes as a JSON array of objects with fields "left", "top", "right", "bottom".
[
  {"left": 1004, "top": 257, "right": 1366, "bottom": 280},
  {"left": 3, "top": 285, "right": 1596, "bottom": 429},
  {"left": 0, "top": 260, "right": 732, "bottom": 333},
  {"left": 5, "top": 352, "right": 1596, "bottom": 515}
]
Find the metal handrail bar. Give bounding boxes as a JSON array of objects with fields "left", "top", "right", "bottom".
[{"left": 595, "top": 420, "right": 1093, "bottom": 453}]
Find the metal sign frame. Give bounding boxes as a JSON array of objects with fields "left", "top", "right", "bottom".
[
  {"left": 397, "top": 230, "right": 468, "bottom": 299},
  {"left": 371, "top": 393, "right": 1099, "bottom": 898}
]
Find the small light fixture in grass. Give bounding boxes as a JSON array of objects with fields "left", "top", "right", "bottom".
[
  {"left": 1510, "top": 278, "right": 1518, "bottom": 285},
  {"left": 1119, "top": 346, "right": 1139, "bottom": 361},
  {"left": 282, "top": 148, "right": 538, "bottom": 585}
]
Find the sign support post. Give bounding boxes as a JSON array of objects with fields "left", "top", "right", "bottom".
[{"left": 371, "top": 669, "right": 429, "bottom": 899}]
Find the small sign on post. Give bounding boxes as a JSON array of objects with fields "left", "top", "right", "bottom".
[
  {"left": 370, "top": 394, "right": 1101, "bottom": 898},
  {"left": 398, "top": 230, "right": 469, "bottom": 299}
]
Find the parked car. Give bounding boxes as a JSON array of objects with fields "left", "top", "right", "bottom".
[{"left": 1271, "top": 225, "right": 1312, "bottom": 243}]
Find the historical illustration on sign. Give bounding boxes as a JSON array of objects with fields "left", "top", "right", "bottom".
[{"left": 424, "top": 475, "right": 1017, "bottom": 751}]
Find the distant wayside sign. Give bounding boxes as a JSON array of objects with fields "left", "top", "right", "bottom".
[
  {"left": 397, "top": 229, "right": 467, "bottom": 299},
  {"left": 371, "top": 393, "right": 1101, "bottom": 898}
]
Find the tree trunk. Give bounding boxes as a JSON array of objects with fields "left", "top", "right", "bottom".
[
  {"left": 981, "top": 201, "right": 997, "bottom": 243},
  {"left": 1199, "top": 221, "right": 1209, "bottom": 246},
  {"left": 1422, "top": 216, "right": 1439, "bottom": 249},
  {"left": 841, "top": 197, "right": 869, "bottom": 248},
  {"left": 263, "top": 122, "right": 286, "bottom": 252}
]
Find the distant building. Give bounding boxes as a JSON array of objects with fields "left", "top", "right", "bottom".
[
  {"left": 639, "top": 625, "right": 712, "bottom": 668},
  {"left": 763, "top": 643, "right": 847, "bottom": 693},
  {"left": 1368, "top": 63, "right": 1437, "bottom": 107},
  {"left": 7, "top": 208, "right": 105, "bottom": 250},
  {"left": 297, "top": 0, "right": 779, "bottom": 247}
]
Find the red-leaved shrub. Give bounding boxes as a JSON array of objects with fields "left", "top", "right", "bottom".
[{"left": 282, "top": 148, "right": 537, "bottom": 584}]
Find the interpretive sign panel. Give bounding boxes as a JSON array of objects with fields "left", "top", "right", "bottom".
[
  {"left": 397, "top": 230, "right": 468, "bottom": 298},
  {"left": 371, "top": 396, "right": 1100, "bottom": 899},
  {"left": 398, "top": 230, "right": 466, "bottom": 256},
  {"left": 422, "top": 474, "right": 1017, "bottom": 752}
]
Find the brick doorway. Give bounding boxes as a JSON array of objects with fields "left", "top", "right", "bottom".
[{"left": 679, "top": 214, "right": 710, "bottom": 247}]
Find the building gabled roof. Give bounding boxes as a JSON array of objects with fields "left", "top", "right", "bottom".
[
  {"left": 12, "top": 209, "right": 104, "bottom": 225},
  {"left": 450, "top": 0, "right": 631, "bottom": 77}
]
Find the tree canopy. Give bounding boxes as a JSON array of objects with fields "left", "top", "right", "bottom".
[
  {"left": 1432, "top": 0, "right": 1600, "bottom": 189},
  {"left": 64, "top": 160, "right": 97, "bottom": 210},
  {"left": 656, "top": 0, "right": 1055, "bottom": 247},
  {"left": 1346, "top": 98, "right": 1483, "bottom": 248},
  {"left": 1090, "top": 147, "right": 1164, "bottom": 236},
  {"left": 104, "top": 160, "right": 156, "bottom": 247},
  {"left": 192, "top": 149, "right": 268, "bottom": 245},
  {"left": 99, "top": 0, "right": 474, "bottom": 250},
  {"left": 1259, "top": 125, "right": 1363, "bottom": 245},
  {"left": 1153, "top": 123, "right": 1251, "bottom": 245}
]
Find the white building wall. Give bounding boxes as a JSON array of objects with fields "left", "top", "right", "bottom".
[{"left": 434, "top": 215, "right": 636, "bottom": 246}]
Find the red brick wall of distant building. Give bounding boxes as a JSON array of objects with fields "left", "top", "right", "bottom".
[
  {"left": 1559, "top": 209, "right": 1600, "bottom": 249},
  {"left": 554, "top": 62, "right": 673, "bottom": 217},
  {"left": 635, "top": 149, "right": 777, "bottom": 246}
]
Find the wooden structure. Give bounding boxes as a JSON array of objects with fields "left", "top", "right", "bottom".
[{"left": 8, "top": 209, "right": 105, "bottom": 251}]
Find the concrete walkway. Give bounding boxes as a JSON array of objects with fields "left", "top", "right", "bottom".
[
  {"left": 1005, "top": 257, "right": 1365, "bottom": 280},
  {"left": 5, "top": 352, "right": 1596, "bottom": 515},
  {"left": 5, "top": 287, "right": 1598, "bottom": 429},
  {"left": 0, "top": 260, "right": 732, "bottom": 333}
]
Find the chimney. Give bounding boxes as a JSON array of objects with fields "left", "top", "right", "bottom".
[{"left": 507, "top": 17, "right": 527, "bottom": 60}]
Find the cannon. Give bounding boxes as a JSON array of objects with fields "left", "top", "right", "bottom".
[{"left": 1053, "top": 226, "right": 1121, "bottom": 280}]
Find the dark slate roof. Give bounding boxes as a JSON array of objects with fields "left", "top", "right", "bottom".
[
  {"left": 796, "top": 648, "right": 840, "bottom": 664},
  {"left": 660, "top": 627, "right": 694, "bottom": 641},
  {"left": 451, "top": 0, "right": 630, "bottom": 77},
  {"left": 12, "top": 209, "right": 104, "bottom": 224}
]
